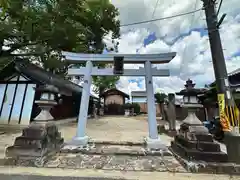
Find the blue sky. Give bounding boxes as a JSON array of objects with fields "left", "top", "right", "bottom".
[
  {"left": 105, "top": 0, "right": 240, "bottom": 94},
  {"left": 104, "top": 25, "right": 240, "bottom": 92}
]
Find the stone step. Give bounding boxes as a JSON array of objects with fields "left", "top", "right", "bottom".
[
  {"left": 22, "top": 127, "right": 45, "bottom": 138},
  {"left": 175, "top": 136, "right": 221, "bottom": 152},
  {"left": 61, "top": 144, "right": 172, "bottom": 156},
  {"left": 43, "top": 153, "right": 186, "bottom": 172},
  {"left": 5, "top": 146, "right": 43, "bottom": 158},
  {"left": 194, "top": 134, "right": 214, "bottom": 142},
  {"left": 88, "top": 140, "right": 144, "bottom": 146},
  {"left": 171, "top": 141, "right": 228, "bottom": 162},
  {"left": 14, "top": 136, "right": 44, "bottom": 149},
  {"left": 170, "top": 146, "right": 240, "bottom": 175}
]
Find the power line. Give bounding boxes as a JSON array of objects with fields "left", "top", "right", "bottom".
[
  {"left": 120, "top": 7, "right": 204, "bottom": 27},
  {"left": 151, "top": 0, "right": 160, "bottom": 18},
  {"left": 216, "top": 0, "right": 223, "bottom": 16}
]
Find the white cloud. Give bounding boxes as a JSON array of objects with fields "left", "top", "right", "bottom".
[{"left": 106, "top": 0, "right": 240, "bottom": 96}]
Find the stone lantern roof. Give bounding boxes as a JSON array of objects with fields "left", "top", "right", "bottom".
[
  {"left": 176, "top": 79, "right": 205, "bottom": 96},
  {"left": 35, "top": 84, "right": 59, "bottom": 94}
]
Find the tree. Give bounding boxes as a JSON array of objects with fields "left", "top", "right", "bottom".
[
  {"left": 0, "top": 0, "right": 120, "bottom": 72},
  {"left": 154, "top": 92, "right": 167, "bottom": 120},
  {"left": 92, "top": 39, "right": 120, "bottom": 114},
  {"left": 132, "top": 103, "right": 141, "bottom": 114}
]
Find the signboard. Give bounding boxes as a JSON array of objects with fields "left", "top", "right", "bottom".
[{"left": 218, "top": 94, "right": 231, "bottom": 132}]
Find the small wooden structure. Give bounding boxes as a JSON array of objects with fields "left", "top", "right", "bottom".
[
  {"left": 100, "top": 88, "right": 129, "bottom": 115},
  {"left": 0, "top": 59, "right": 96, "bottom": 125},
  {"left": 229, "top": 68, "right": 240, "bottom": 105}
]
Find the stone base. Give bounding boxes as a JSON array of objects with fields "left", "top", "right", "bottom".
[
  {"left": 64, "top": 136, "right": 89, "bottom": 148},
  {"left": 170, "top": 147, "right": 240, "bottom": 174},
  {"left": 5, "top": 123, "right": 63, "bottom": 164},
  {"left": 224, "top": 132, "right": 240, "bottom": 164},
  {"left": 157, "top": 125, "right": 167, "bottom": 134},
  {"left": 168, "top": 130, "right": 177, "bottom": 137},
  {"left": 171, "top": 135, "right": 228, "bottom": 162},
  {"left": 145, "top": 137, "right": 167, "bottom": 151}
]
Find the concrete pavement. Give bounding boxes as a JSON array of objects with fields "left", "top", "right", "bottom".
[
  {"left": 0, "top": 174, "right": 126, "bottom": 180},
  {"left": 0, "top": 166, "right": 238, "bottom": 180},
  {"left": 60, "top": 116, "right": 173, "bottom": 145}
]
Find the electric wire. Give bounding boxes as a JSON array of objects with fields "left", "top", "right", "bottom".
[
  {"left": 136, "top": 0, "right": 160, "bottom": 53},
  {"left": 120, "top": 7, "right": 204, "bottom": 27},
  {"left": 151, "top": 0, "right": 160, "bottom": 19}
]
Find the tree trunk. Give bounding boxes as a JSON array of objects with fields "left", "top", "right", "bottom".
[
  {"left": 97, "top": 86, "right": 104, "bottom": 115},
  {"left": 0, "top": 39, "right": 4, "bottom": 56}
]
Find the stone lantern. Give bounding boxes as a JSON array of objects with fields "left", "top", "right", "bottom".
[
  {"left": 178, "top": 79, "right": 205, "bottom": 128},
  {"left": 171, "top": 79, "right": 228, "bottom": 163},
  {"left": 34, "top": 84, "right": 58, "bottom": 122},
  {"left": 5, "top": 84, "right": 63, "bottom": 166}
]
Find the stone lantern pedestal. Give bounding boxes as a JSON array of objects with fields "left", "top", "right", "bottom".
[
  {"left": 5, "top": 85, "right": 63, "bottom": 166},
  {"left": 171, "top": 79, "right": 228, "bottom": 162}
]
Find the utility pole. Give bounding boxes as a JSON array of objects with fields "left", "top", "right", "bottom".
[
  {"left": 201, "top": 0, "right": 230, "bottom": 100},
  {"left": 202, "top": 1, "right": 240, "bottom": 162},
  {"left": 201, "top": 0, "right": 236, "bottom": 133}
]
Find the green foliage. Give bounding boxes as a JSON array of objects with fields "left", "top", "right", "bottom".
[
  {"left": 92, "top": 39, "right": 120, "bottom": 94},
  {"left": 93, "top": 76, "right": 120, "bottom": 94},
  {"left": 200, "top": 84, "right": 218, "bottom": 105},
  {"left": 132, "top": 103, "right": 141, "bottom": 114},
  {"left": 123, "top": 103, "right": 132, "bottom": 110},
  {"left": 0, "top": 0, "right": 120, "bottom": 74},
  {"left": 154, "top": 92, "right": 167, "bottom": 103},
  {"left": 154, "top": 92, "right": 167, "bottom": 120}
]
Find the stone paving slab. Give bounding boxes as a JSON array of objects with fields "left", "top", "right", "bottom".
[
  {"left": 42, "top": 154, "right": 187, "bottom": 173},
  {"left": 4, "top": 152, "right": 186, "bottom": 173},
  {"left": 89, "top": 141, "right": 144, "bottom": 146},
  {"left": 61, "top": 144, "right": 172, "bottom": 156}
]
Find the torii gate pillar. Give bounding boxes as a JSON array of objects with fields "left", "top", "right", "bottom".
[
  {"left": 144, "top": 61, "right": 165, "bottom": 149},
  {"left": 73, "top": 61, "right": 93, "bottom": 145}
]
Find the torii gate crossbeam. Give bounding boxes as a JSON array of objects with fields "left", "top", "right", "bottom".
[{"left": 63, "top": 51, "right": 176, "bottom": 150}]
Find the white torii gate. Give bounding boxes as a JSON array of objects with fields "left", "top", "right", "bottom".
[{"left": 63, "top": 51, "right": 176, "bottom": 149}]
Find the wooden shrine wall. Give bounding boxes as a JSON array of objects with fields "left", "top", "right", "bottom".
[{"left": 0, "top": 75, "right": 36, "bottom": 125}]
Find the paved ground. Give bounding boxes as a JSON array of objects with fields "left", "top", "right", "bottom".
[
  {"left": 0, "top": 115, "right": 231, "bottom": 177},
  {"left": 41, "top": 153, "right": 186, "bottom": 172},
  {"left": 0, "top": 133, "right": 21, "bottom": 160},
  {"left": 0, "top": 167, "right": 238, "bottom": 180},
  {"left": 60, "top": 116, "right": 173, "bottom": 145},
  {"left": 0, "top": 174, "right": 126, "bottom": 180},
  {"left": 0, "top": 116, "right": 172, "bottom": 160}
]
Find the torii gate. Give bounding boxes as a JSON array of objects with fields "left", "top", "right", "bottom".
[{"left": 63, "top": 51, "right": 176, "bottom": 149}]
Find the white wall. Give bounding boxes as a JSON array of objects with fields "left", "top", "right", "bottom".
[{"left": 0, "top": 75, "right": 36, "bottom": 125}]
